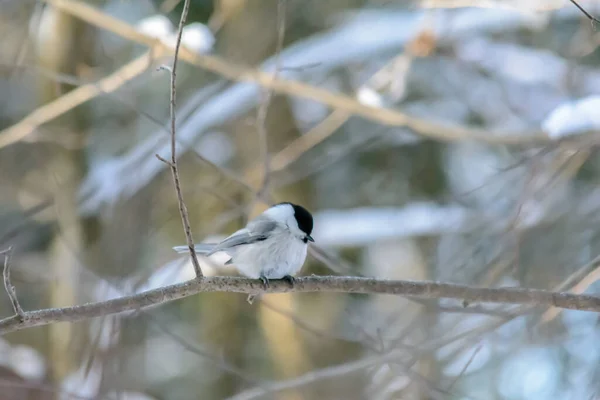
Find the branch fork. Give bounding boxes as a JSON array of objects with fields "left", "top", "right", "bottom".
[{"left": 2, "top": 247, "right": 24, "bottom": 321}]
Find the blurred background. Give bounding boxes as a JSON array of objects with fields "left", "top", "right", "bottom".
[{"left": 1, "top": 0, "right": 600, "bottom": 399}]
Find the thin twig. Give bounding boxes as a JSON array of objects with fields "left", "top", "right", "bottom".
[
  {"left": 430, "top": 254, "right": 600, "bottom": 364},
  {"left": 2, "top": 275, "right": 600, "bottom": 335},
  {"left": 260, "top": 297, "right": 361, "bottom": 344},
  {"left": 245, "top": 110, "right": 350, "bottom": 188},
  {"left": 255, "top": 0, "right": 287, "bottom": 198},
  {"left": 569, "top": 0, "right": 600, "bottom": 28},
  {"left": 0, "top": 51, "right": 155, "bottom": 149},
  {"left": 155, "top": 153, "right": 174, "bottom": 167},
  {"left": 225, "top": 349, "right": 409, "bottom": 400},
  {"left": 157, "top": 0, "right": 203, "bottom": 278},
  {"left": 2, "top": 247, "right": 24, "bottom": 320},
  {"left": 0, "top": 198, "right": 54, "bottom": 245},
  {"left": 446, "top": 345, "right": 482, "bottom": 390},
  {"left": 539, "top": 254, "right": 600, "bottom": 323},
  {"left": 146, "top": 314, "right": 260, "bottom": 384}
]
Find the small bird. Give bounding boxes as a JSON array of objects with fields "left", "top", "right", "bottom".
[{"left": 173, "top": 202, "right": 314, "bottom": 287}]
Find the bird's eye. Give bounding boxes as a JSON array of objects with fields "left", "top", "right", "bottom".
[{"left": 302, "top": 237, "right": 308, "bottom": 244}]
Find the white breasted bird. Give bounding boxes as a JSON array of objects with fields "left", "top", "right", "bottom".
[{"left": 173, "top": 202, "right": 314, "bottom": 287}]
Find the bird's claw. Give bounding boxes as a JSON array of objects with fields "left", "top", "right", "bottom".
[
  {"left": 258, "top": 275, "right": 294, "bottom": 289},
  {"left": 259, "top": 275, "right": 270, "bottom": 290},
  {"left": 282, "top": 275, "right": 295, "bottom": 287}
]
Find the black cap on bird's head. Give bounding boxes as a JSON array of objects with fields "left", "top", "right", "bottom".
[{"left": 274, "top": 202, "right": 314, "bottom": 243}]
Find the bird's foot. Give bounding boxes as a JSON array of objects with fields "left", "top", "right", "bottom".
[
  {"left": 259, "top": 275, "right": 270, "bottom": 290},
  {"left": 282, "top": 275, "right": 295, "bottom": 287}
]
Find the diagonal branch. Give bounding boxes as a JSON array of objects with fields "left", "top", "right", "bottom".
[
  {"left": 2, "top": 247, "right": 24, "bottom": 320},
  {"left": 569, "top": 0, "right": 600, "bottom": 27},
  {"left": 0, "top": 52, "right": 154, "bottom": 149},
  {"left": 226, "top": 348, "right": 407, "bottom": 400},
  {"left": 2, "top": 275, "right": 600, "bottom": 335},
  {"left": 4, "top": 0, "right": 545, "bottom": 147},
  {"left": 155, "top": 0, "right": 203, "bottom": 278}
]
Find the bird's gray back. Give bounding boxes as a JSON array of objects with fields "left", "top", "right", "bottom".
[{"left": 206, "top": 219, "right": 279, "bottom": 255}]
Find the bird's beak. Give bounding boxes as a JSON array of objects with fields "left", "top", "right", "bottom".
[{"left": 306, "top": 235, "right": 315, "bottom": 242}]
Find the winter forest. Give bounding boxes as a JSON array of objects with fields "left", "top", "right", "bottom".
[{"left": 1, "top": 0, "right": 600, "bottom": 399}]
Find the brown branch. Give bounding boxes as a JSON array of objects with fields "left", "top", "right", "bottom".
[
  {"left": 0, "top": 52, "right": 154, "bottom": 149},
  {"left": 28, "top": 0, "right": 547, "bottom": 147},
  {"left": 2, "top": 275, "right": 600, "bottom": 335},
  {"left": 157, "top": 0, "right": 203, "bottom": 278},
  {"left": 2, "top": 247, "right": 24, "bottom": 320}
]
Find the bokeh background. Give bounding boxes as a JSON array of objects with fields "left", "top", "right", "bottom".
[{"left": 2, "top": 0, "right": 600, "bottom": 399}]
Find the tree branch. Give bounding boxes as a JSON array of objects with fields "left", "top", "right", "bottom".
[
  {"left": 2, "top": 247, "right": 24, "bottom": 320},
  {"left": 17, "top": 0, "right": 547, "bottom": 147},
  {"left": 1, "top": 275, "right": 600, "bottom": 335},
  {"left": 0, "top": 52, "right": 153, "bottom": 149},
  {"left": 156, "top": 0, "right": 203, "bottom": 278},
  {"left": 569, "top": 0, "right": 600, "bottom": 28},
  {"left": 226, "top": 348, "right": 407, "bottom": 400}
]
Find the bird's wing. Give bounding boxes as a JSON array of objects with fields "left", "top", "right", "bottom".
[{"left": 206, "top": 220, "right": 278, "bottom": 255}]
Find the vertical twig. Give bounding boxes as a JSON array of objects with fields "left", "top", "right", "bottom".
[
  {"left": 2, "top": 247, "right": 24, "bottom": 319},
  {"left": 156, "top": 0, "right": 203, "bottom": 278},
  {"left": 256, "top": 0, "right": 287, "bottom": 198}
]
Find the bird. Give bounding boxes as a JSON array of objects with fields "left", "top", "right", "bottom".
[{"left": 173, "top": 202, "right": 314, "bottom": 287}]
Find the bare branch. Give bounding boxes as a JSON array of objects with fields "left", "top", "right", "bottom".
[
  {"left": 2, "top": 275, "right": 600, "bottom": 335},
  {"left": 0, "top": 199, "right": 54, "bottom": 245},
  {"left": 255, "top": 0, "right": 287, "bottom": 198},
  {"left": 146, "top": 314, "right": 261, "bottom": 385},
  {"left": 159, "top": 0, "right": 203, "bottom": 278},
  {"left": 0, "top": 52, "right": 154, "bottom": 149},
  {"left": 226, "top": 349, "right": 417, "bottom": 400},
  {"left": 569, "top": 0, "right": 600, "bottom": 28},
  {"left": 539, "top": 253, "right": 600, "bottom": 323},
  {"left": 155, "top": 153, "right": 174, "bottom": 167},
  {"left": 19, "top": 0, "right": 547, "bottom": 147},
  {"left": 2, "top": 247, "right": 24, "bottom": 320},
  {"left": 446, "top": 344, "right": 482, "bottom": 390}
]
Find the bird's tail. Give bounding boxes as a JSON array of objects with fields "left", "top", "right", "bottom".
[{"left": 172, "top": 244, "right": 216, "bottom": 254}]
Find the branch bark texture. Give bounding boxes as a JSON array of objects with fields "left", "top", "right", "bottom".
[{"left": 1, "top": 276, "right": 599, "bottom": 335}]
